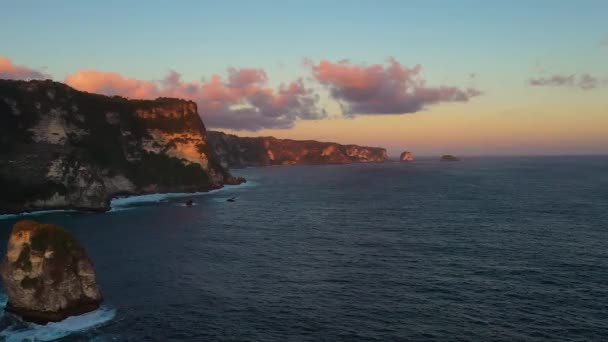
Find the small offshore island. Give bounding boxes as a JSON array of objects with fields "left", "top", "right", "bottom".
[
  {"left": 440, "top": 154, "right": 461, "bottom": 162},
  {"left": 1, "top": 220, "right": 102, "bottom": 324},
  {"left": 399, "top": 151, "right": 414, "bottom": 162}
]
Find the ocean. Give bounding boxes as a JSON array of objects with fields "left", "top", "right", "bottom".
[{"left": 0, "top": 156, "right": 607, "bottom": 341}]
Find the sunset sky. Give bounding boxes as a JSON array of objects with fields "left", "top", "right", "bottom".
[{"left": 2, "top": 0, "right": 607, "bottom": 156}]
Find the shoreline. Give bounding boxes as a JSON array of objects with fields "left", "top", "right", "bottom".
[
  {"left": 0, "top": 183, "right": 250, "bottom": 220},
  {"left": 109, "top": 187, "right": 228, "bottom": 208}
]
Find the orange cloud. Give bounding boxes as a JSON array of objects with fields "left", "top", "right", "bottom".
[
  {"left": 64, "top": 68, "right": 326, "bottom": 130},
  {"left": 65, "top": 70, "right": 160, "bottom": 99},
  {"left": 0, "top": 57, "right": 51, "bottom": 80}
]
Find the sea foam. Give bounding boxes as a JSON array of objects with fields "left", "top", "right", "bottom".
[
  {"left": 110, "top": 181, "right": 254, "bottom": 208},
  {"left": 0, "top": 209, "right": 77, "bottom": 221},
  {"left": 0, "top": 300, "right": 115, "bottom": 342},
  {"left": 0, "top": 182, "right": 253, "bottom": 218},
  {"left": 110, "top": 188, "right": 225, "bottom": 208}
]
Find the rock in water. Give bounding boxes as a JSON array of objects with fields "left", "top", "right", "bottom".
[
  {"left": 0, "top": 220, "right": 102, "bottom": 324},
  {"left": 440, "top": 155, "right": 460, "bottom": 161},
  {"left": 224, "top": 176, "right": 247, "bottom": 185},
  {"left": 399, "top": 151, "right": 414, "bottom": 162}
]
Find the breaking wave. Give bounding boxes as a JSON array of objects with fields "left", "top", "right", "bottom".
[
  {"left": 0, "top": 294, "right": 115, "bottom": 342},
  {"left": 0, "top": 209, "right": 77, "bottom": 221},
  {"left": 0, "top": 181, "right": 253, "bottom": 218},
  {"left": 110, "top": 181, "right": 254, "bottom": 209}
]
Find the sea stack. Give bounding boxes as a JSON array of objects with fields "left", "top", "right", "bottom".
[
  {"left": 440, "top": 155, "right": 460, "bottom": 161},
  {"left": 399, "top": 151, "right": 414, "bottom": 162},
  {"left": 0, "top": 220, "right": 102, "bottom": 324}
]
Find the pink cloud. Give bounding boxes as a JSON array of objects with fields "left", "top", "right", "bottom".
[
  {"left": 227, "top": 68, "right": 267, "bottom": 88},
  {"left": 309, "top": 58, "right": 481, "bottom": 115},
  {"left": 3, "top": 56, "right": 482, "bottom": 130},
  {"left": 0, "top": 57, "right": 51, "bottom": 80},
  {"left": 64, "top": 68, "right": 326, "bottom": 131}
]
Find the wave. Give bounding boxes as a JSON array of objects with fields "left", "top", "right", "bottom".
[
  {"left": 0, "top": 306, "right": 116, "bottom": 342},
  {"left": 229, "top": 180, "right": 256, "bottom": 189},
  {"left": 110, "top": 188, "right": 226, "bottom": 208},
  {"left": 0, "top": 182, "right": 254, "bottom": 219},
  {"left": 110, "top": 181, "right": 254, "bottom": 208},
  {"left": 0, "top": 209, "right": 77, "bottom": 221}
]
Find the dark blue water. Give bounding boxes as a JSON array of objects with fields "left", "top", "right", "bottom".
[{"left": 1, "top": 156, "right": 608, "bottom": 341}]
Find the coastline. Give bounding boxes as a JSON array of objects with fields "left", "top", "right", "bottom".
[
  {"left": 225, "top": 159, "right": 391, "bottom": 169},
  {"left": 110, "top": 187, "right": 228, "bottom": 208},
  {"left": 0, "top": 183, "right": 250, "bottom": 220}
]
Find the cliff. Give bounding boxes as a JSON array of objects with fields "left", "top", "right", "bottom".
[
  {"left": 208, "top": 131, "right": 388, "bottom": 169},
  {"left": 0, "top": 79, "right": 234, "bottom": 214}
]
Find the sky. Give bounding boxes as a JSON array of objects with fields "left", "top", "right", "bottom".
[{"left": 1, "top": 0, "right": 607, "bottom": 156}]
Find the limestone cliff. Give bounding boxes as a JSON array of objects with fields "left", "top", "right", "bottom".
[
  {"left": 0, "top": 79, "right": 234, "bottom": 214},
  {"left": 1, "top": 220, "right": 102, "bottom": 323},
  {"left": 208, "top": 131, "right": 388, "bottom": 169}
]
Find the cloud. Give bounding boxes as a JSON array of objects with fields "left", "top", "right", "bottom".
[
  {"left": 0, "top": 57, "right": 51, "bottom": 80},
  {"left": 3, "top": 56, "right": 482, "bottom": 130},
  {"left": 65, "top": 68, "right": 326, "bottom": 131},
  {"left": 529, "top": 73, "right": 605, "bottom": 90},
  {"left": 64, "top": 70, "right": 160, "bottom": 99},
  {"left": 308, "top": 58, "right": 481, "bottom": 116}
]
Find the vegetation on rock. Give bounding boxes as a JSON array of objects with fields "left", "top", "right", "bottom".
[{"left": 1, "top": 220, "right": 103, "bottom": 324}]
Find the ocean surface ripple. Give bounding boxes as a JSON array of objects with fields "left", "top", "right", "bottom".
[{"left": 0, "top": 156, "right": 607, "bottom": 341}]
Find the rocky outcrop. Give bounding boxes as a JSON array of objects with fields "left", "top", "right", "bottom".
[
  {"left": 1, "top": 220, "right": 102, "bottom": 324},
  {"left": 399, "top": 151, "right": 414, "bottom": 162},
  {"left": 440, "top": 155, "right": 460, "bottom": 161},
  {"left": 224, "top": 176, "right": 247, "bottom": 185},
  {"left": 0, "top": 79, "right": 239, "bottom": 214},
  {"left": 208, "top": 131, "right": 388, "bottom": 169}
]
